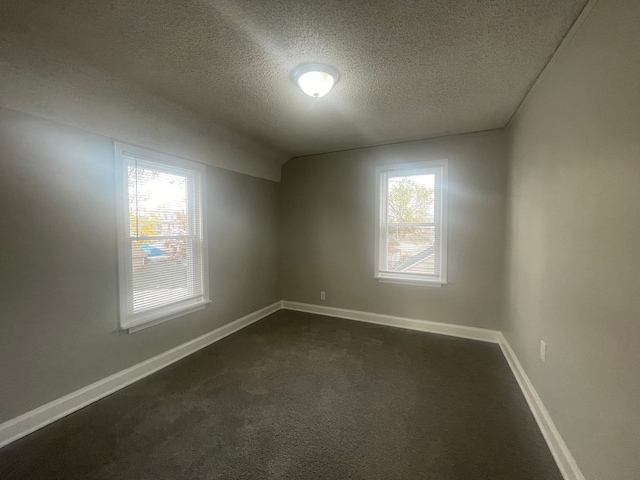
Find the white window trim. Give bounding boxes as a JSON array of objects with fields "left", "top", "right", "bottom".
[
  {"left": 374, "top": 159, "right": 448, "bottom": 287},
  {"left": 115, "top": 143, "right": 210, "bottom": 332}
]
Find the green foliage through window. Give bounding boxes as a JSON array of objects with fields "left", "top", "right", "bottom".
[{"left": 387, "top": 177, "right": 434, "bottom": 224}]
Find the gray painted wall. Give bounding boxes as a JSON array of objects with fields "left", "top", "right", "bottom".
[
  {"left": 504, "top": 0, "right": 640, "bottom": 478},
  {"left": 0, "top": 107, "right": 280, "bottom": 423},
  {"left": 280, "top": 131, "right": 508, "bottom": 330}
]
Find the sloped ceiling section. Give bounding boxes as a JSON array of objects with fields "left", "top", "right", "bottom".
[
  {"left": 0, "top": 0, "right": 587, "bottom": 159},
  {"left": 0, "top": 41, "right": 287, "bottom": 181}
]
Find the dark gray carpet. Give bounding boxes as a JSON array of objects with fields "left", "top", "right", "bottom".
[{"left": 0, "top": 310, "right": 562, "bottom": 479}]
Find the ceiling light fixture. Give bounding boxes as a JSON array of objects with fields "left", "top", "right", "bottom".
[{"left": 292, "top": 63, "right": 340, "bottom": 98}]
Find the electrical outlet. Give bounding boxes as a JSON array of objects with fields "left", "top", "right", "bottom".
[
  {"left": 540, "top": 340, "right": 547, "bottom": 363},
  {"left": 320, "top": 291, "right": 326, "bottom": 301}
]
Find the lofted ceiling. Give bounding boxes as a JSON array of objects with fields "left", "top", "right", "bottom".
[{"left": 0, "top": 0, "right": 588, "bottom": 158}]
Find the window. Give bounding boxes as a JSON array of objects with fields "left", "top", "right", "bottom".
[
  {"left": 375, "top": 160, "right": 448, "bottom": 286},
  {"left": 115, "top": 144, "right": 209, "bottom": 331}
]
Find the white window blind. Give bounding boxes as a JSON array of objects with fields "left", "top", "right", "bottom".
[
  {"left": 116, "top": 144, "right": 209, "bottom": 330},
  {"left": 375, "top": 160, "right": 448, "bottom": 286}
]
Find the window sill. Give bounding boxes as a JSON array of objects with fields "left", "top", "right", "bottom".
[
  {"left": 375, "top": 276, "right": 446, "bottom": 287},
  {"left": 122, "top": 299, "right": 211, "bottom": 333}
]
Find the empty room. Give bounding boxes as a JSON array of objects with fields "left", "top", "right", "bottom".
[{"left": 0, "top": 0, "right": 638, "bottom": 479}]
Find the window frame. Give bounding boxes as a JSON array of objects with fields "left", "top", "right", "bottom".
[
  {"left": 374, "top": 159, "right": 448, "bottom": 287},
  {"left": 115, "top": 143, "right": 210, "bottom": 332}
]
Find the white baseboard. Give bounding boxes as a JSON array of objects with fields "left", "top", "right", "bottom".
[
  {"left": 281, "top": 301, "right": 501, "bottom": 343},
  {"left": 0, "top": 301, "right": 282, "bottom": 449},
  {"left": 499, "top": 334, "right": 585, "bottom": 480},
  {"left": 0, "top": 299, "right": 584, "bottom": 480}
]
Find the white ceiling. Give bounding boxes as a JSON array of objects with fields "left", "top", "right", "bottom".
[{"left": 0, "top": 0, "right": 588, "bottom": 158}]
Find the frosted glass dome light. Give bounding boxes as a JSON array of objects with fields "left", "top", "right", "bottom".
[
  {"left": 298, "top": 71, "right": 335, "bottom": 98},
  {"left": 292, "top": 64, "right": 340, "bottom": 98}
]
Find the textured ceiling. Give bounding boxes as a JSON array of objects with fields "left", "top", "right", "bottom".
[{"left": 0, "top": 0, "right": 588, "bottom": 158}]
